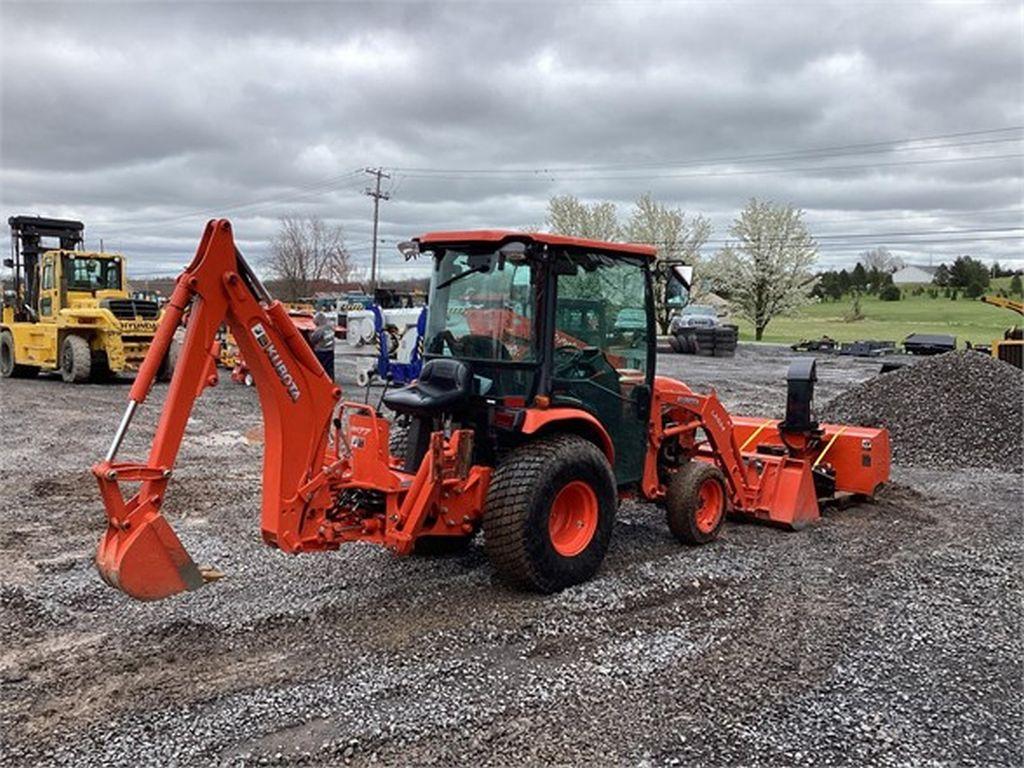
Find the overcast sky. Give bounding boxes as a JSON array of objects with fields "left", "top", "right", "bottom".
[{"left": 1, "top": 0, "right": 1022, "bottom": 280}]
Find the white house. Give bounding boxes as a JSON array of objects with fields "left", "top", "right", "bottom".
[{"left": 892, "top": 264, "right": 938, "bottom": 285}]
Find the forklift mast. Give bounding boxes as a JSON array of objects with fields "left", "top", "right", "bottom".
[{"left": 6, "top": 216, "right": 85, "bottom": 320}]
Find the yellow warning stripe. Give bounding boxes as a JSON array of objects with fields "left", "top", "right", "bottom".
[
  {"left": 814, "top": 426, "right": 848, "bottom": 468},
  {"left": 739, "top": 420, "right": 774, "bottom": 452}
]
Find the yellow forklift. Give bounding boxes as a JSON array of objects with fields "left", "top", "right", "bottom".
[
  {"left": 1, "top": 216, "right": 169, "bottom": 382},
  {"left": 980, "top": 294, "right": 1023, "bottom": 369}
]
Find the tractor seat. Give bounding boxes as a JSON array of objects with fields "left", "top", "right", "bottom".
[{"left": 383, "top": 358, "right": 473, "bottom": 417}]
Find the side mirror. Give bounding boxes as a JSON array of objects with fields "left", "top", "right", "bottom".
[
  {"left": 671, "top": 264, "right": 693, "bottom": 289},
  {"left": 396, "top": 240, "right": 419, "bottom": 261},
  {"left": 3, "top": 258, "right": 13, "bottom": 268},
  {"left": 666, "top": 263, "right": 692, "bottom": 308}
]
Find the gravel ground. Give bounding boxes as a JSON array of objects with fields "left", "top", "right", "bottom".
[{"left": 0, "top": 343, "right": 1021, "bottom": 767}]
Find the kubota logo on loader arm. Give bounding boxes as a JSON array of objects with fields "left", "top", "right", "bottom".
[{"left": 251, "top": 322, "right": 301, "bottom": 402}]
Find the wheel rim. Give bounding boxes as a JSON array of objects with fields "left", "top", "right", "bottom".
[
  {"left": 62, "top": 345, "right": 73, "bottom": 374},
  {"left": 695, "top": 478, "right": 724, "bottom": 534},
  {"left": 548, "top": 480, "right": 599, "bottom": 557}
]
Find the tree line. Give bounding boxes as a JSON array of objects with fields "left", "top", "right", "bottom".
[{"left": 814, "top": 252, "right": 1023, "bottom": 303}]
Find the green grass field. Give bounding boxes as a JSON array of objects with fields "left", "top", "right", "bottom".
[{"left": 731, "top": 291, "right": 1021, "bottom": 346}]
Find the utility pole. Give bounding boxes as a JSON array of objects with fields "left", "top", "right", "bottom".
[{"left": 364, "top": 167, "right": 391, "bottom": 293}]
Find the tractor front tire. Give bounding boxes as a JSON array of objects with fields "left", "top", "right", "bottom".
[
  {"left": 0, "top": 331, "right": 38, "bottom": 378},
  {"left": 665, "top": 462, "right": 727, "bottom": 545},
  {"left": 60, "top": 335, "right": 92, "bottom": 383},
  {"left": 483, "top": 434, "right": 616, "bottom": 593}
]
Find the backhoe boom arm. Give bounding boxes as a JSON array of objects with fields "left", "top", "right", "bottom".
[{"left": 93, "top": 220, "right": 341, "bottom": 600}]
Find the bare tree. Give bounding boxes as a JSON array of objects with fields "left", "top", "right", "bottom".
[
  {"left": 625, "top": 193, "right": 711, "bottom": 333},
  {"left": 265, "top": 216, "right": 352, "bottom": 301},
  {"left": 545, "top": 195, "right": 622, "bottom": 241},
  {"left": 705, "top": 199, "right": 817, "bottom": 341},
  {"left": 859, "top": 247, "right": 903, "bottom": 273}
]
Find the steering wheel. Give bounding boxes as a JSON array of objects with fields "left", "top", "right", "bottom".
[
  {"left": 436, "top": 329, "right": 461, "bottom": 356},
  {"left": 553, "top": 345, "right": 588, "bottom": 377}
]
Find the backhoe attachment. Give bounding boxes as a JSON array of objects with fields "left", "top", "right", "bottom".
[{"left": 92, "top": 220, "right": 341, "bottom": 600}]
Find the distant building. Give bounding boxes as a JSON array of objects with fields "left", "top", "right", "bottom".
[{"left": 892, "top": 264, "right": 938, "bottom": 285}]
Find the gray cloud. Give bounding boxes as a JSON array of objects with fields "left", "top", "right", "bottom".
[{"left": 1, "top": 0, "right": 1021, "bottom": 279}]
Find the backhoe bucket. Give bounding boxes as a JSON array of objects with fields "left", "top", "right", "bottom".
[
  {"left": 96, "top": 510, "right": 205, "bottom": 601},
  {"left": 93, "top": 461, "right": 210, "bottom": 601}
]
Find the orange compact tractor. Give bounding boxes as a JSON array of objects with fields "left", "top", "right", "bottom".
[{"left": 93, "top": 220, "right": 890, "bottom": 600}]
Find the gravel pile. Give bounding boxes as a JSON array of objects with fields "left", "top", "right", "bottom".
[{"left": 821, "top": 351, "right": 1024, "bottom": 472}]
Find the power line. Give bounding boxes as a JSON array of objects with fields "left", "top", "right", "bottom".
[
  {"left": 102, "top": 169, "right": 365, "bottom": 231},
  {"left": 389, "top": 126, "right": 1023, "bottom": 175},
  {"left": 393, "top": 152, "right": 1024, "bottom": 183}
]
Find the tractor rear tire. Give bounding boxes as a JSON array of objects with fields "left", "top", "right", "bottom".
[
  {"left": 665, "top": 462, "right": 727, "bottom": 545},
  {"left": 483, "top": 434, "right": 616, "bottom": 593},
  {"left": 389, "top": 419, "right": 409, "bottom": 463},
  {"left": 0, "top": 331, "right": 38, "bottom": 378},
  {"left": 60, "top": 335, "right": 92, "bottom": 383}
]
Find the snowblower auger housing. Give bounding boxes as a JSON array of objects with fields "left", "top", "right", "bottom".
[{"left": 93, "top": 221, "right": 889, "bottom": 601}]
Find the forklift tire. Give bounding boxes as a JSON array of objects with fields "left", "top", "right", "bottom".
[
  {"left": 0, "top": 331, "right": 38, "bottom": 378},
  {"left": 665, "top": 462, "right": 727, "bottom": 545},
  {"left": 60, "top": 335, "right": 92, "bottom": 383},
  {"left": 668, "top": 334, "right": 683, "bottom": 353},
  {"left": 483, "top": 434, "right": 616, "bottom": 593},
  {"left": 90, "top": 350, "right": 116, "bottom": 382}
]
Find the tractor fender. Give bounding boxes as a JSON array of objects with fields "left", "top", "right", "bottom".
[{"left": 519, "top": 407, "right": 614, "bottom": 464}]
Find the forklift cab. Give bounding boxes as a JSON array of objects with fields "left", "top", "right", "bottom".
[{"left": 386, "top": 231, "right": 658, "bottom": 484}]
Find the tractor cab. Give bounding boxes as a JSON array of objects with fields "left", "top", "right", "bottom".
[{"left": 385, "top": 231, "right": 658, "bottom": 484}]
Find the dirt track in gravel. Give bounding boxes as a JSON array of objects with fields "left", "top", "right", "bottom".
[{"left": 0, "top": 344, "right": 1020, "bottom": 767}]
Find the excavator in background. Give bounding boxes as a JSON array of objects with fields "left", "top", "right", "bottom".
[
  {"left": 980, "top": 294, "right": 1023, "bottom": 369},
  {"left": 92, "top": 220, "right": 890, "bottom": 601},
  {"left": 2, "top": 216, "right": 169, "bottom": 382}
]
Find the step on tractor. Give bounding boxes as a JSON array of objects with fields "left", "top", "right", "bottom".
[
  {"left": 93, "top": 220, "right": 890, "bottom": 601},
  {"left": 2, "top": 216, "right": 169, "bottom": 382}
]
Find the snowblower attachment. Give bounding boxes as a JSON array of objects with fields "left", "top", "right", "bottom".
[{"left": 92, "top": 219, "right": 340, "bottom": 600}]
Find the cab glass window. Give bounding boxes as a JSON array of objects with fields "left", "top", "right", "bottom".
[
  {"left": 425, "top": 248, "right": 535, "bottom": 362},
  {"left": 553, "top": 252, "right": 649, "bottom": 375},
  {"left": 67, "top": 258, "right": 121, "bottom": 291}
]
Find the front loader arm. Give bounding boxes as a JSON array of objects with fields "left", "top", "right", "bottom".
[{"left": 94, "top": 219, "right": 341, "bottom": 601}]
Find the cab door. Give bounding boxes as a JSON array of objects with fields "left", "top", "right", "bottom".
[
  {"left": 550, "top": 253, "right": 653, "bottom": 484},
  {"left": 38, "top": 256, "right": 57, "bottom": 319}
]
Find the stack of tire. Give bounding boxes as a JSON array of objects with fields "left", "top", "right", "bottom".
[{"left": 669, "top": 324, "right": 738, "bottom": 357}]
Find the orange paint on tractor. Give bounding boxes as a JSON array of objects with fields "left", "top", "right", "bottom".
[{"left": 92, "top": 221, "right": 890, "bottom": 602}]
